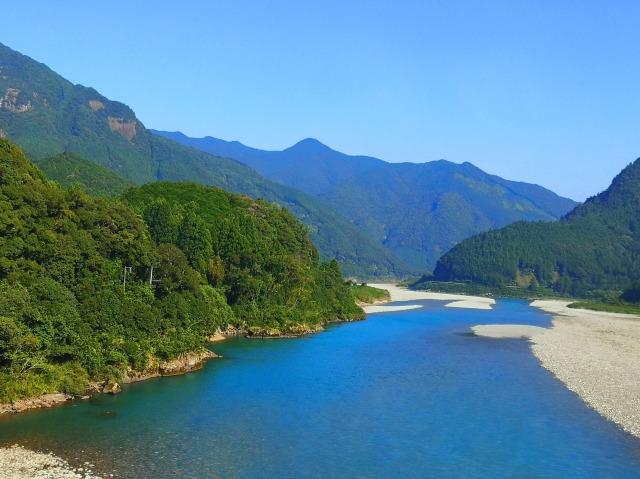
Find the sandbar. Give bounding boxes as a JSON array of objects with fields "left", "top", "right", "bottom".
[
  {"left": 362, "top": 283, "right": 495, "bottom": 314},
  {"left": 362, "top": 304, "right": 424, "bottom": 314},
  {"left": 472, "top": 324, "right": 546, "bottom": 339},
  {"left": 445, "top": 300, "right": 493, "bottom": 310}
]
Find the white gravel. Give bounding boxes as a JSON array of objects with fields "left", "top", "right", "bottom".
[{"left": 0, "top": 445, "right": 108, "bottom": 479}]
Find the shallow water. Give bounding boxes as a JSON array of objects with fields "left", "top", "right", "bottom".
[{"left": 1, "top": 299, "right": 639, "bottom": 478}]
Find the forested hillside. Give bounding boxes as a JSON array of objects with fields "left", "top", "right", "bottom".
[
  {"left": 0, "top": 41, "right": 408, "bottom": 277},
  {"left": 155, "top": 131, "right": 578, "bottom": 270},
  {"left": 429, "top": 158, "right": 640, "bottom": 297},
  {"left": 0, "top": 139, "right": 361, "bottom": 403},
  {"left": 121, "top": 182, "right": 364, "bottom": 328},
  {"left": 35, "top": 152, "right": 135, "bottom": 198}
]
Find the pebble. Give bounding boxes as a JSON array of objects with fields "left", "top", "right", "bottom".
[{"left": 0, "top": 445, "right": 109, "bottom": 479}]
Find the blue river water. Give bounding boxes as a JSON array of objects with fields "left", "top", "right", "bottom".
[{"left": 1, "top": 299, "right": 639, "bottom": 478}]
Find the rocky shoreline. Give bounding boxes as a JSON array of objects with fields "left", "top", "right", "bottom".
[
  {"left": 0, "top": 316, "right": 365, "bottom": 416},
  {"left": 227, "top": 316, "right": 367, "bottom": 339},
  {"left": 0, "top": 349, "right": 220, "bottom": 416},
  {"left": 123, "top": 349, "right": 220, "bottom": 384},
  {"left": 0, "top": 316, "right": 363, "bottom": 416},
  {"left": 0, "top": 393, "right": 82, "bottom": 415}
]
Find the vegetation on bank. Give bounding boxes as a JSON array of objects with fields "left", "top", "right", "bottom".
[
  {"left": 0, "top": 139, "right": 362, "bottom": 403},
  {"left": 349, "top": 284, "right": 391, "bottom": 304},
  {"left": 121, "top": 181, "right": 364, "bottom": 331},
  {"left": 568, "top": 282, "right": 640, "bottom": 315},
  {"left": 568, "top": 301, "right": 640, "bottom": 315}
]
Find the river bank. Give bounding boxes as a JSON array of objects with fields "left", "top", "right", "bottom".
[
  {"left": 1, "top": 295, "right": 638, "bottom": 477},
  {"left": 0, "top": 349, "right": 220, "bottom": 416},
  {"left": 472, "top": 299, "right": 640, "bottom": 438},
  {"left": 530, "top": 300, "right": 640, "bottom": 438},
  {"left": 369, "top": 286, "right": 640, "bottom": 438}
]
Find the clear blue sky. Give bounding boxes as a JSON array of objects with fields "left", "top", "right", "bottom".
[{"left": 3, "top": 1, "right": 640, "bottom": 201}]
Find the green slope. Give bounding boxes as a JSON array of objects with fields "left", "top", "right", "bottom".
[
  {"left": 429, "top": 158, "right": 640, "bottom": 297},
  {"left": 0, "top": 138, "right": 228, "bottom": 400},
  {"left": 35, "top": 151, "right": 135, "bottom": 198},
  {"left": 0, "top": 41, "right": 408, "bottom": 277}
]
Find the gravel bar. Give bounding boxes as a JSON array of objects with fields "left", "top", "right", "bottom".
[{"left": 530, "top": 300, "right": 640, "bottom": 438}]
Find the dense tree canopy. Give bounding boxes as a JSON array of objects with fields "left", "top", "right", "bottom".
[{"left": 122, "top": 182, "right": 364, "bottom": 332}]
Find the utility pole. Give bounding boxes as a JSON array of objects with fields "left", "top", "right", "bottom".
[
  {"left": 149, "top": 266, "right": 161, "bottom": 288},
  {"left": 123, "top": 266, "right": 132, "bottom": 291}
]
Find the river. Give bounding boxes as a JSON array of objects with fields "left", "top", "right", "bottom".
[{"left": 1, "top": 299, "right": 639, "bottom": 478}]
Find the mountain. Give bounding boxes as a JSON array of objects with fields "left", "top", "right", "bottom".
[
  {"left": 35, "top": 151, "right": 135, "bottom": 198},
  {"left": 0, "top": 41, "right": 408, "bottom": 277},
  {"left": 428, "top": 158, "right": 640, "bottom": 296},
  {"left": 153, "top": 131, "right": 579, "bottom": 270}
]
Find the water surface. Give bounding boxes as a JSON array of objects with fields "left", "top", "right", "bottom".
[{"left": 1, "top": 299, "right": 639, "bottom": 478}]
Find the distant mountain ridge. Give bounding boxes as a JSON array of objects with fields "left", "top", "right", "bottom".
[
  {"left": 154, "top": 131, "right": 578, "bottom": 270},
  {"left": 430, "top": 158, "right": 640, "bottom": 296},
  {"left": 0, "top": 41, "right": 409, "bottom": 277}
]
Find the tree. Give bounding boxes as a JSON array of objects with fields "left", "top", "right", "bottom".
[
  {"left": 155, "top": 245, "right": 201, "bottom": 297},
  {"left": 177, "top": 206, "right": 213, "bottom": 274},
  {"left": 621, "top": 281, "right": 640, "bottom": 303},
  {"left": 143, "top": 198, "right": 180, "bottom": 245}
]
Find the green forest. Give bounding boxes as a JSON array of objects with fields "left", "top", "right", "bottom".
[
  {"left": 34, "top": 152, "right": 136, "bottom": 199},
  {"left": 0, "top": 139, "right": 362, "bottom": 403},
  {"left": 425, "top": 159, "right": 640, "bottom": 298}
]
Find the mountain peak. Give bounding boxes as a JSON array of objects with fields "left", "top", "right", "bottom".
[
  {"left": 286, "top": 138, "right": 333, "bottom": 154},
  {"left": 568, "top": 157, "right": 640, "bottom": 217},
  {"left": 593, "top": 158, "right": 640, "bottom": 203}
]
